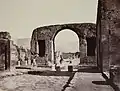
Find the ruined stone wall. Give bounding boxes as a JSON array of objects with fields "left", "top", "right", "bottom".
[
  {"left": 10, "top": 41, "right": 18, "bottom": 67},
  {"left": 97, "top": 0, "right": 110, "bottom": 72},
  {"left": 102, "top": 0, "right": 120, "bottom": 66},
  {"left": 0, "top": 32, "right": 11, "bottom": 39},
  {"left": 0, "top": 39, "right": 8, "bottom": 70},
  {"left": 0, "top": 32, "right": 19, "bottom": 70},
  {"left": 98, "top": 0, "right": 120, "bottom": 87},
  {"left": 0, "top": 32, "right": 11, "bottom": 71},
  {"left": 31, "top": 23, "right": 96, "bottom": 66}
]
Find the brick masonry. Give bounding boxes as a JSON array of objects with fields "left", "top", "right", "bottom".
[
  {"left": 97, "top": 0, "right": 120, "bottom": 87},
  {"left": 31, "top": 23, "right": 96, "bottom": 66},
  {"left": 0, "top": 32, "right": 19, "bottom": 71},
  {"left": 0, "top": 32, "right": 11, "bottom": 71}
]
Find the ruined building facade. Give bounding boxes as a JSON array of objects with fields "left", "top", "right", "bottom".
[
  {"left": 97, "top": 0, "right": 120, "bottom": 87},
  {"left": 31, "top": 23, "right": 96, "bottom": 66},
  {"left": 0, "top": 32, "right": 19, "bottom": 71},
  {"left": 30, "top": 0, "right": 120, "bottom": 87},
  {"left": 0, "top": 32, "right": 11, "bottom": 70}
]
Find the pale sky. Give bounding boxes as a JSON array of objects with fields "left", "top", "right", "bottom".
[
  {"left": 0, "top": 0, "right": 98, "bottom": 40},
  {"left": 55, "top": 29, "right": 79, "bottom": 52}
]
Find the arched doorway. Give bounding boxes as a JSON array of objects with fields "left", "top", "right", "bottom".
[
  {"left": 31, "top": 23, "right": 96, "bottom": 68},
  {"left": 54, "top": 29, "right": 80, "bottom": 66}
]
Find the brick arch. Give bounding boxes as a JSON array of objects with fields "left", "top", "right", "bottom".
[
  {"left": 30, "top": 23, "right": 96, "bottom": 66},
  {"left": 53, "top": 28, "right": 80, "bottom": 63},
  {"left": 52, "top": 27, "right": 81, "bottom": 41}
]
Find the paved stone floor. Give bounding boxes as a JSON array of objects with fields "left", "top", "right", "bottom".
[
  {"left": 0, "top": 74, "right": 69, "bottom": 91},
  {"left": 0, "top": 71, "right": 114, "bottom": 91},
  {"left": 65, "top": 73, "right": 114, "bottom": 91}
]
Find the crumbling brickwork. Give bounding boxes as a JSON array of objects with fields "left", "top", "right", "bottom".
[
  {"left": 31, "top": 23, "right": 96, "bottom": 66},
  {"left": 97, "top": 0, "right": 120, "bottom": 87},
  {"left": 0, "top": 32, "right": 11, "bottom": 71},
  {"left": 0, "top": 32, "right": 19, "bottom": 71}
]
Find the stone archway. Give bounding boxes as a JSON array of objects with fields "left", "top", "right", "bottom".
[
  {"left": 53, "top": 29, "right": 80, "bottom": 64},
  {"left": 31, "top": 23, "right": 96, "bottom": 67}
]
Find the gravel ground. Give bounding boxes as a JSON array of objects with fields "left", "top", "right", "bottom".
[
  {"left": 0, "top": 64, "right": 116, "bottom": 91},
  {"left": 0, "top": 72, "right": 115, "bottom": 91},
  {"left": 65, "top": 73, "right": 114, "bottom": 91},
  {"left": 0, "top": 74, "right": 69, "bottom": 91}
]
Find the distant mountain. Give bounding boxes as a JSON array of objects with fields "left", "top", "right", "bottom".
[{"left": 17, "top": 38, "right": 31, "bottom": 49}]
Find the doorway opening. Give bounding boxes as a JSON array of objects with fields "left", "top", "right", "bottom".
[
  {"left": 86, "top": 37, "right": 96, "bottom": 56},
  {"left": 38, "top": 40, "right": 45, "bottom": 57},
  {"left": 54, "top": 29, "right": 80, "bottom": 67}
]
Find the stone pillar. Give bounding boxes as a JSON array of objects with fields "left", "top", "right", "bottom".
[
  {"left": 30, "top": 39, "right": 36, "bottom": 54},
  {"left": 79, "top": 38, "right": 87, "bottom": 63},
  {"left": 99, "top": 0, "right": 120, "bottom": 88},
  {"left": 51, "top": 40, "right": 54, "bottom": 64},
  {"left": 35, "top": 41, "right": 37, "bottom": 54},
  {"left": 36, "top": 41, "right": 39, "bottom": 54},
  {"left": 0, "top": 40, "right": 6, "bottom": 71},
  {"left": 7, "top": 40, "right": 11, "bottom": 70},
  {"left": 53, "top": 41, "right": 56, "bottom": 64},
  {"left": 0, "top": 39, "right": 11, "bottom": 71},
  {"left": 45, "top": 40, "right": 48, "bottom": 55}
]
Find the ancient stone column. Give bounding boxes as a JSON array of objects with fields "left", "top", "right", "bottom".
[
  {"left": 79, "top": 38, "right": 87, "bottom": 63},
  {"left": 98, "top": 0, "right": 120, "bottom": 88},
  {"left": 35, "top": 41, "right": 37, "bottom": 54},
  {"left": 51, "top": 40, "right": 54, "bottom": 64},
  {"left": 36, "top": 41, "right": 39, "bottom": 54}
]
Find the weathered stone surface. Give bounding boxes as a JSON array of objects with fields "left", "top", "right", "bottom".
[
  {"left": 0, "top": 74, "right": 69, "bottom": 91},
  {"left": 66, "top": 73, "right": 114, "bottom": 91},
  {"left": 31, "top": 23, "right": 96, "bottom": 66},
  {"left": 97, "top": 0, "right": 120, "bottom": 87},
  {"left": 0, "top": 73, "right": 114, "bottom": 91},
  {"left": 0, "top": 32, "right": 18, "bottom": 71},
  {"left": 0, "top": 39, "right": 8, "bottom": 70},
  {"left": 0, "top": 32, "right": 11, "bottom": 71},
  {"left": 0, "top": 32, "right": 11, "bottom": 39},
  {"left": 10, "top": 41, "right": 19, "bottom": 67}
]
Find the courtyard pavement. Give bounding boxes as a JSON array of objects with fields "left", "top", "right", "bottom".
[{"left": 0, "top": 67, "right": 115, "bottom": 91}]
